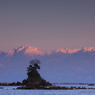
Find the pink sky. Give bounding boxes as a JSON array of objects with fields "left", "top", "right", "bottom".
[{"left": 0, "top": 0, "right": 95, "bottom": 52}]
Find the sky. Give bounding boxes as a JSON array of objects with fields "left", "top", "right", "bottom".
[{"left": 0, "top": 0, "right": 95, "bottom": 52}]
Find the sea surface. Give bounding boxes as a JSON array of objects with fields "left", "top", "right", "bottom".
[{"left": 0, "top": 85, "right": 95, "bottom": 95}]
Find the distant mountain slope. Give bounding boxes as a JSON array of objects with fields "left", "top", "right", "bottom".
[{"left": 0, "top": 46, "right": 95, "bottom": 83}]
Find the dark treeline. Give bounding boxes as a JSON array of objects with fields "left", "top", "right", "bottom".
[{"left": 0, "top": 82, "right": 22, "bottom": 86}]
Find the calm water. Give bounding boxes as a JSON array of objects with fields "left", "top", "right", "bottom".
[
  {"left": 54, "top": 84, "right": 95, "bottom": 88},
  {"left": 0, "top": 86, "right": 95, "bottom": 95}
]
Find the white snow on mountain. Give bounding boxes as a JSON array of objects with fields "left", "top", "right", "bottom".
[
  {"left": 5, "top": 46, "right": 95, "bottom": 57},
  {"left": 55, "top": 48, "right": 80, "bottom": 53},
  {"left": 0, "top": 46, "right": 95, "bottom": 82},
  {"left": 82, "top": 47, "right": 95, "bottom": 52},
  {"left": 7, "top": 49, "right": 16, "bottom": 56}
]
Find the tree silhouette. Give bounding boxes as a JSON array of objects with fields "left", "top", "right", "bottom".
[
  {"left": 27, "top": 59, "right": 42, "bottom": 85},
  {"left": 27, "top": 59, "right": 40, "bottom": 73},
  {"left": 22, "top": 59, "right": 52, "bottom": 88}
]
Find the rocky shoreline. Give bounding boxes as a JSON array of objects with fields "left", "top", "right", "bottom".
[{"left": 17, "top": 85, "right": 95, "bottom": 90}]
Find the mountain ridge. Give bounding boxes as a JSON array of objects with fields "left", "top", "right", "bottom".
[
  {"left": 0, "top": 46, "right": 95, "bottom": 83},
  {"left": 5, "top": 46, "right": 95, "bottom": 57}
]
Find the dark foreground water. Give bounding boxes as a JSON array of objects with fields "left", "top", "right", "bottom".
[{"left": 0, "top": 86, "right": 95, "bottom": 95}]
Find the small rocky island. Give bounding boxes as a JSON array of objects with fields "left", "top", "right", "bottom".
[
  {"left": 17, "top": 59, "right": 52, "bottom": 89},
  {"left": 17, "top": 59, "right": 95, "bottom": 90}
]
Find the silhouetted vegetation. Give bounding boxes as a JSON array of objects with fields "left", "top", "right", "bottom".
[
  {"left": 1, "top": 59, "right": 94, "bottom": 90},
  {"left": 16, "top": 59, "right": 95, "bottom": 90},
  {"left": 27, "top": 59, "right": 41, "bottom": 85},
  {"left": 0, "top": 82, "right": 22, "bottom": 86},
  {"left": 20, "top": 59, "right": 52, "bottom": 88}
]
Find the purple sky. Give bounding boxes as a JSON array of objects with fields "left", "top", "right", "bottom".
[{"left": 0, "top": 0, "right": 95, "bottom": 52}]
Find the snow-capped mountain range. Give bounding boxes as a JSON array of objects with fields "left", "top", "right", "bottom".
[
  {"left": 0, "top": 46, "right": 95, "bottom": 83},
  {"left": 4, "top": 46, "right": 95, "bottom": 56}
]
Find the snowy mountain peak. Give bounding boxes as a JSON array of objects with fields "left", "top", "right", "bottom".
[
  {"left": 55, "top": 48, "right": 80, "bottom": 53},
  {"left": 17, "top": 46, "right": 30, "bottom": 52},
  {"left": 5, "top": 46, "right": 95, "bottom": 57},
  {"left": 16, "top": 46, "right": 44, "bottom": 56},
  {"left": 82, "top": 47, "right": 95, "bottom": 52},
  {"left": 7, "top": 49, "right": 16, "bottom": 56}
]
